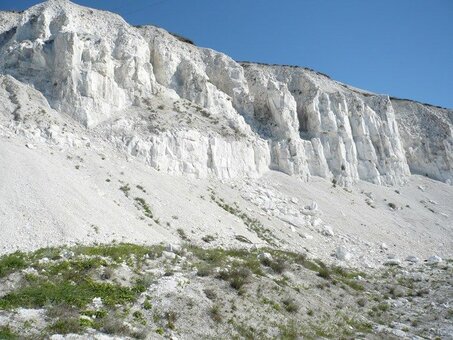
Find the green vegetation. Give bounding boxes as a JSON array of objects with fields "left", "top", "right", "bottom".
[
  {"left": 279, "top": 320, "right": 299, "bottom": 339},
  {"left": 119, "top": 183, "right": 130, "bottom": 197},
  {"left": 165, "top": 311, "right": 177, "bottom": 330},
  {"left": 260, "top": 256, "right": 287, "bottom": 274},
  {"left": 1, "top": 242, "right": 437, "bottom": 339},
  {"left": 134, "top": 197, "right": 154, "bottom": 219},
  {"left": 209, "top": 189, "right": 278, "bottom": 246},
  {"left": 0, "top": 243, "right": 169, "bottom": 337},
  {"left": 201, "top": 234, "right": 216, "bottom": 243},
  {"left": 0, "top": 279, "right": 139, "bottom": 310},
  {"left": 47, "top": 317, "right": 83, "bottom": 335},
  {"left": 282, "top": 298, "right": 299, "bottom": 313},
  {"left": 176, "top": 228, "right": 189, "bottom": 241},
  {"left": 209, "top": 304, "right": 222, "bottom": 322},
  {"left": 0, "top": 326, "right": 18, "bottom": 340},
  {"left": 218, "top": 266, "right": 251, "bottom": 291},
  {"left": 0, "top": 251, "right": 27, "bottom": 278},
  {"left": 136, "top": 185, "right": 146, "bottom": 193}
]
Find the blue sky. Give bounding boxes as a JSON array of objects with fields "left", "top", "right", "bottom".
[{"left": 1, "top": 0, "right": 452, "bottom": 108}]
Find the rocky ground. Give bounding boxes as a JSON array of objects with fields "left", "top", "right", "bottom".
[{"left": 0, "top": 242, "right": 451, "bottom": 339}]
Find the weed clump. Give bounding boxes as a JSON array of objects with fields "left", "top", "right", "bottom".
[
  {"left": 209, "top": 190, "right": 278, "bottom": 245},
  {"left": 134, "top": 197, "right": 154, "bottom": 219},
  {"left": 282, "top": 298, "right": 299, "bottom": 313},
  {"left": 209, "top": 304, "right": 222, "bottom": 322},
  {"left": 176, "top": 228, "right": 189, "bottom": 241},
  {"left": 218, "top": 266, "right": 251, "bottom": 291},
  {"left": 317, "top": 267, "right": 331, "bottom": 280},
  {"left": 202, "top": 235, "right": 216, "bottom": 243},
  {"left": 204, "top": 288, "right": 217, "bottom": 300},
  {"left": 0, "top": 252, "right": 27, "bottom": 278},
  {"left": 165, "top": 311, "right": 178, "bottom": 330},
  {"left": 119, "top": 184, "right": 130, "bottom": 197}
]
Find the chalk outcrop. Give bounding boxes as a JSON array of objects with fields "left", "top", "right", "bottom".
[{"left": 0, "top": 0, "right": 451, "bottom": 185}]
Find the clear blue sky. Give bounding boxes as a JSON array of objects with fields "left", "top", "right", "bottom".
[{"left": 1, "top": 0, "right": 452, "bottom": 108}]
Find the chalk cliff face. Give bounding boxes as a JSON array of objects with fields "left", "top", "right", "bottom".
[
  {"left": 0, "top": 0, "right": 451, "bottom": 185},
  {"left": 391, "top": 99, "right": 453, "bottom": 184}
]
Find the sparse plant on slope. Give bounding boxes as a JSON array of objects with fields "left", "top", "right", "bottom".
[
  {"left": 119, "top": 183, "right": 130, "bottom": 197},
  {"left": 208, "top": 189, "right": 278, "bottom": 246},
  {"left": 134, "top": 197, "right": 154, "bottom": 219}
]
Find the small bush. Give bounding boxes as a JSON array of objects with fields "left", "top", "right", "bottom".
[
  {"left": 261, "top": 256, "right": 287, "bottom": 274},
  {"left": 133, "top": 311, "right": 146, "bottom": 325},
  {"left": 202, "top": 235, "right": 216, "bottom": 243},
  {"left": 270, "top": 258, "right": 287, "bottom": 274},
  {"left": 377, "top": 303, "right": 390, "bottom": 312},
  {"left": 197, "top": 265, "right": 212, "bottom": 277},
  {"left": 234, "top": 235, "right": 252, "bottom": 244},
  {"left": 102, "top": 313, "right": 130, "bottom": 335},
  {"left": 134, "top": 197, "right": 154, "bottom": 219},
  {"left": 204, "top": 288, "right": 217, "bottom": 300},
  {"left": 0, "top": 252, "right": 27, "bottom": 278},
  {"left": 136, "top": 185, "right": 146, "bottom": 193},
  {"left": 136, "top": 274, "right": 155, "bottom": 291},
  {"left": 119, "top": 184, "right": 130, "bottom": 197},
  {"left": 48, "top": 317, "right": 82, "bottom": 335},
  {"left": 0, "top": 326, "right": 19, "bottom": 339},
  {"left": 282, "top": 298, "right": 299, "bottom": 313},
  {"left": 294, "top": 254, "right": 319, "bottom": 272},
  {"left": 357, "top": 297, "right": 367, "bottom": 307},
  {"left": 165, "top": 311, "right": 177, "bottom": 330},
  {"left": 46, "top": 303, "right": 79, "bottom": 319},
  {"left": 229, "top": 268, "right": 251, "bottom": 290},
  {"left": 279, "top": 320, "right": 299, "bottom": 339},
  {"left": 218, "top": 267, "right": 251, "bottom": 291},
  {"left": 176, "top": 228, "right": 189, "bottom": 241},
  {"left": 209, "top": 304, "right": 222, "bottom": 322},
  {"left": 317, "top": 267, "right": 331, "bottom": 280},
  {"left": 259, "top": 256, "right": 272, "bottom": 267},
  {"left": 388, "top": 202, "right": 396, "bottom": 209},
  {"left": 143, "top": 297, "right": 152, "bottom": 310}
]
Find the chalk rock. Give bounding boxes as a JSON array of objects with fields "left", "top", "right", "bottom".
[
  {"left": 384, "top": 258, "right": 401, "bottom": 266},
  {"left": 91, "top": 297, "right": 103, "bottom": 310},
  {"left": 301, "top": 233, "right": 313, "bottom": 240},
  {"left": 165, "top": 243, "right": 181, "bottom": 253},
  {"left": 405, "top": 255, "right": 420, "bottom": 263},
  {"left": 427, "top": 255, "right": 442, "bottom": 264},
  {"left": 162, "top": 251, "right": 176, "bottom": 260},
  {"left": 335, "top": 246, "right": 352, "bottom": 261},
  {"left": 321, "top": 225, "right": 334, "bottom": 237}
]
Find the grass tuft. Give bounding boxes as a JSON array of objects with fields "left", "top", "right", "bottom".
[{"left": 0, "top": 252, "right": 27, "bottom": 278}]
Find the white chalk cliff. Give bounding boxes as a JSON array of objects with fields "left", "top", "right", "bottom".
[{"left": 0, "top": 0, "right": 451, "bottom": 185}]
